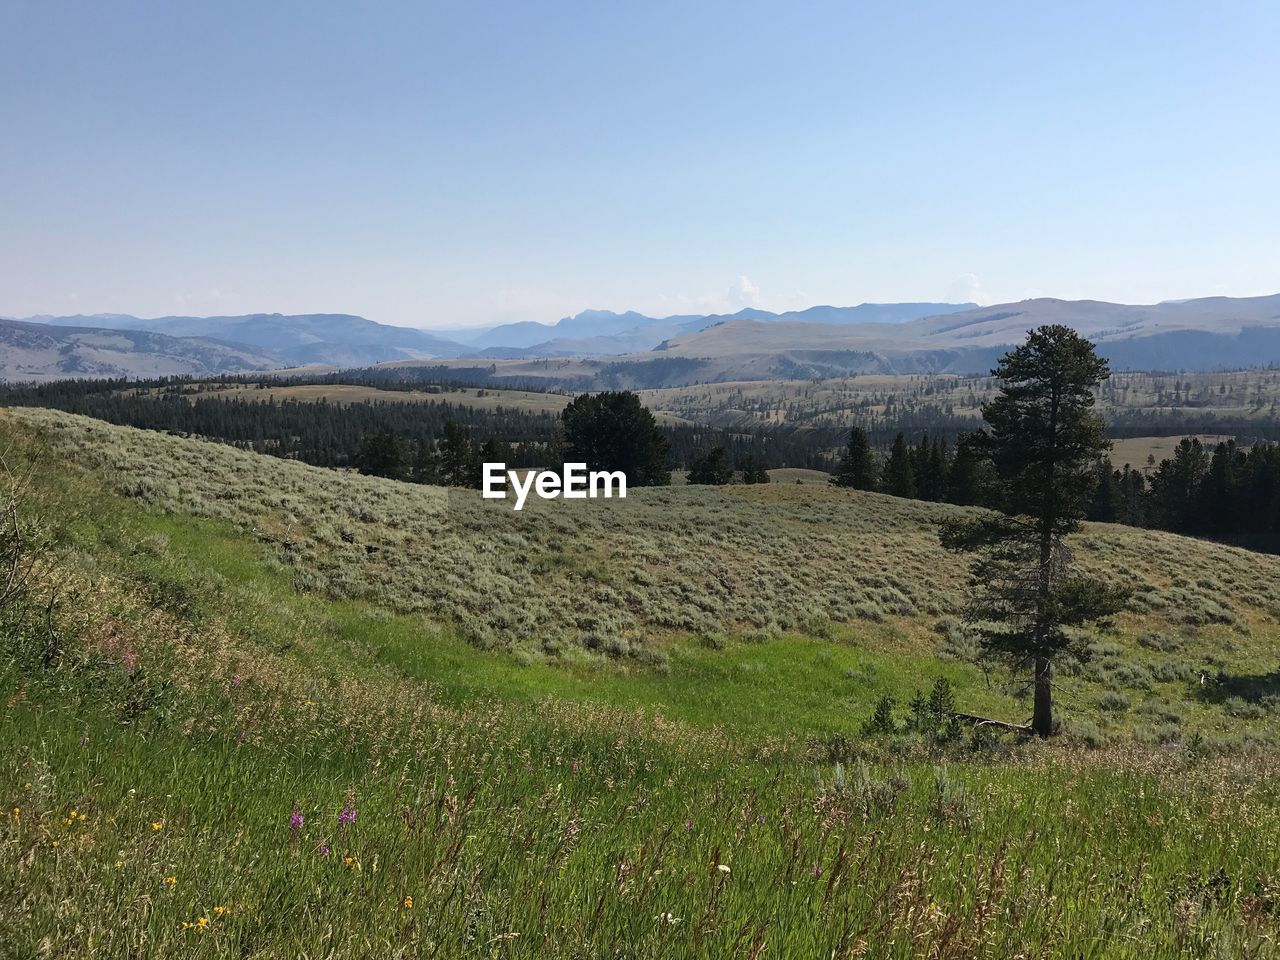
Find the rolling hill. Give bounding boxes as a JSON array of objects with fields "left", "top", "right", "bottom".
[
  {"left": 0, "top": 317, "right": 279, "bottom": 382},
  {"left": 28, "top": 312, "right": 470, "bottom": 369},
  {"left": 5, "top": 406, "right": 1280, "bottom": 956},
  {"left": 633, "top": 293, "right": 1280, "bottom": 381},
  {"left": 10, "top": 294, "right": 1280, "bottom": 384}
]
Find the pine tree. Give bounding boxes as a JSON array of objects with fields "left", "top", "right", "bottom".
[
  {"left": 688, "top": 447, "right": 734, "bottom": 485},
  {"left": 739, "top": 455, "right": 770, "bottom": 484},
  {"left": 1149, "top": 438, "right": 1208, "bottom": 532},
  {"left": 437, "top": 419, "right": 478, "bottom": 488},
  {"left": 562, "top": 391, "right": 670, "bottom": 487},
  {"left": 941, "top": 326, "right": 1127, "bottom": 738},
  {"left": 830, "top": 425, "right": 875, "bottom": 489},
  {"left": 354, "top": 431, "right": 409, "bottom": 481},
  {"left": 1086, "top": 458, "right": 1123, "bottom": 523},
  {"left": 881, "top": 433, "right": 916, "bottom": 498},
  {"left": 946, "top": 432, "right": 995, "bottom": 507}
]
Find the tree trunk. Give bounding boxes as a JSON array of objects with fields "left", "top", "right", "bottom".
[{"left": 1032, "top": 655, "right": 1053, "bottom": 737}]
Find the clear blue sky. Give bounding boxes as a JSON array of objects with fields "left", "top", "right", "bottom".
[{"left": 2, "top": 0, "right": 1277, "bottom": 329}]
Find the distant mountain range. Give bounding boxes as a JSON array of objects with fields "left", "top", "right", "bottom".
[
  {"left": 4, "top": 294, "right": 1280, "bottom": 383},
  {"left": 0, "top": 303, "right": 974, "bottom": 380},
  {"left": 450, "top": 302, "right": 976, "bottom": 356}
]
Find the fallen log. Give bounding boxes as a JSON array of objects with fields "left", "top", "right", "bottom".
[{"left": 952, "top": 712, "right": 1034, "bottom": 735}]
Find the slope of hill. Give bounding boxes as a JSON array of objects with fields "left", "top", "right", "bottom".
[
  {"left": 642, "top": 294, "right": 1280, "bottom": 379},
  {"left": 30, "top": 312, "right": 469, "bottom": 368},
  {"left": 12, "top": 405, "right": 1280, "bottom": 742},
  {"left": 459, "top": 303, "right": 976, "bottom": 357},
  {"left": 0, "top": 318, "right": 279, "bottom": 382},
  {"left": 5, "top": 406, "right": 1280, "bottom": 956}
]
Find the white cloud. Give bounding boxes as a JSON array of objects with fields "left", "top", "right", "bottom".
[
  {"left": 655, "top": 274, "right": 765, "bottom": 316},
  {"left": 724, "top": 274, "right": 761, "bottom": 310},
  {"left": 946, "top": 273, "right": 990, "bottom": 306}
]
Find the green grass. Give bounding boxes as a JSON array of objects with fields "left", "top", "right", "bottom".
[{"left": 5, "top": 408, "right": 1280, "bottom": 957}]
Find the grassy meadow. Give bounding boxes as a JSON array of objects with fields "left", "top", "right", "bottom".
[{"left": 5, "top": 408, "right": 1280, "bottom": 957}]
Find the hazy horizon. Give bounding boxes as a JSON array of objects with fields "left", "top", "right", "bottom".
[
  {"left": 3, "top": 2, "right": 1277, "bottom": 328},
  {"left": 11, "top": 287, "right": 1280, "bottom": 336}
]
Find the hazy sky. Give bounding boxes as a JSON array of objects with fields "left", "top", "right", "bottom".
[{"left": 3, "top": 1, "right": 1278, "bottom": 330}]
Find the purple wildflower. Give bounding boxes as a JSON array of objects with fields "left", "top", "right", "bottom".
[
  {"left": 684, "top": 818, "right": 694, "bottom": 833},
  {"left": 289, "top": 803, "right": 304, "bottom": 835},
  {"left": 338, "top": 789, "right": 357, "bottom": 827},
  {"left": 319, "top": 844, "right": 330, "bottom": 857},
  {"left": 811, "top": 865, "right": 823, "bottom": 878}
]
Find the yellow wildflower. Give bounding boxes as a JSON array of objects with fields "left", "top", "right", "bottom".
[
  {"left": 196, "top": 917, "right": 209, "bottom": 929},
  {"left": 11, "top": 807, "right": 18, "bottom": 819},
  {"left": 115, "top": 860, "right": 125, "bottom": 869},
  {"left": 164, "top": 875, "right": 177, "bottom": 886},
  {"left": 51, "top": 840, "right": 60, "bottom": 847},
  {"left": 151, "top": 821, "right": 164, "bottom": 831},
  {"left": 402, "top": 895, "right": 414, "bottom": 909},
  {"left": 213, "top": 905, "right": 229, "bottom": 917}
]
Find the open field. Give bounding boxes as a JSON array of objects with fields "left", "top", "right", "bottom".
[
  {"left": 147, "top": 381, "right": 575, "bottom": 415},
  {"left": 1109, "top": 435, "right": 1241, "bottom": 472},
  {"left": 5, "top": 408, "right": 1280, "bottom": 957}
]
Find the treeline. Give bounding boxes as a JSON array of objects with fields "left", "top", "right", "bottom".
[
  {"left": 0, "top": 386, "right": 561, "bottom": 469},
  {"left": 1089, "top": 438, "right": 1280, "bottom": 548},
  {"left": 831, "top": 425, "right": 1280, "bottom": 552},
  {"left": 829, "top": 429, "right": 996, "bottom": 506},
  {"left": 0, "top": 377, "right": 826, "bottom": 475}
]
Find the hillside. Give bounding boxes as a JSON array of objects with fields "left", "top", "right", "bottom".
[
  {"left": 11, "top": 406, "right": 1280, "bottom": 741},
  {"left": 0, "top": 318, "right": 280, "bottom": 382},
  {"left": 21, "top": 312, "right": 469, "bottom": 373},
  {"left": 644, "top": 294, "right": 1280, "bottom": 380},
  {"left": 5, "top": 407, "right": 1280, "bottom": 956},
  {"left": 459, "top": 303, "right": 977, "bottom": 357}
]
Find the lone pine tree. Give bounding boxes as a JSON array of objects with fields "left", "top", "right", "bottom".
[{"left": 942, "top": 325, "right": 1127, "bottom": 737}]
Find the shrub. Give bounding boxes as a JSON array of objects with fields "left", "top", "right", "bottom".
[{"left": 1097, "top": 691, "right": 1131, "bottom": 713}]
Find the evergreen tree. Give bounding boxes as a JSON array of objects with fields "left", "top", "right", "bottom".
[
  {"left": 738, "top": 455, "right": 770, "bottom": 484},
  {"left": 830, "top": 425, "right": 876, "bottom": 489},
  {"left": 946, "top": 432, "right": 995, "bottom": 506},
  {"left": 1148, "top": 438, "right": 1208, "bottom": 532},
  {"left": 916, "top": 436, "right": 949, "bottom": 501},
  {"left": 881, "top": 433, "right": 916, "bottom": 498},
  {"left": 942, "top": 326, "right": 1127, "bottom": 738},
  {"left": 411, "top": 437, "right": 439, "bottom": 484},
  {"left": 437, "top": 419, "right": 479, "bottom": 488},
  {"left": 562, "top": 391, "right": 671, "bottom": 487},
  {"left": 1118, "top": 465, "right": 1148, "bottom": 527},
  {"left": 1086, "top": 458, "right": 1123, "bottom": 523},
  {"left": 687, "top": 447, "right": 734, "bottom": 485},
  {"left": 354, "top": 431, "right": 409, "bottom": 480}
]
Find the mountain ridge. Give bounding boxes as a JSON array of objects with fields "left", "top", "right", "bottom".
[{"left": 7, "top": 293, "right": 1280, "bottom": 383}]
